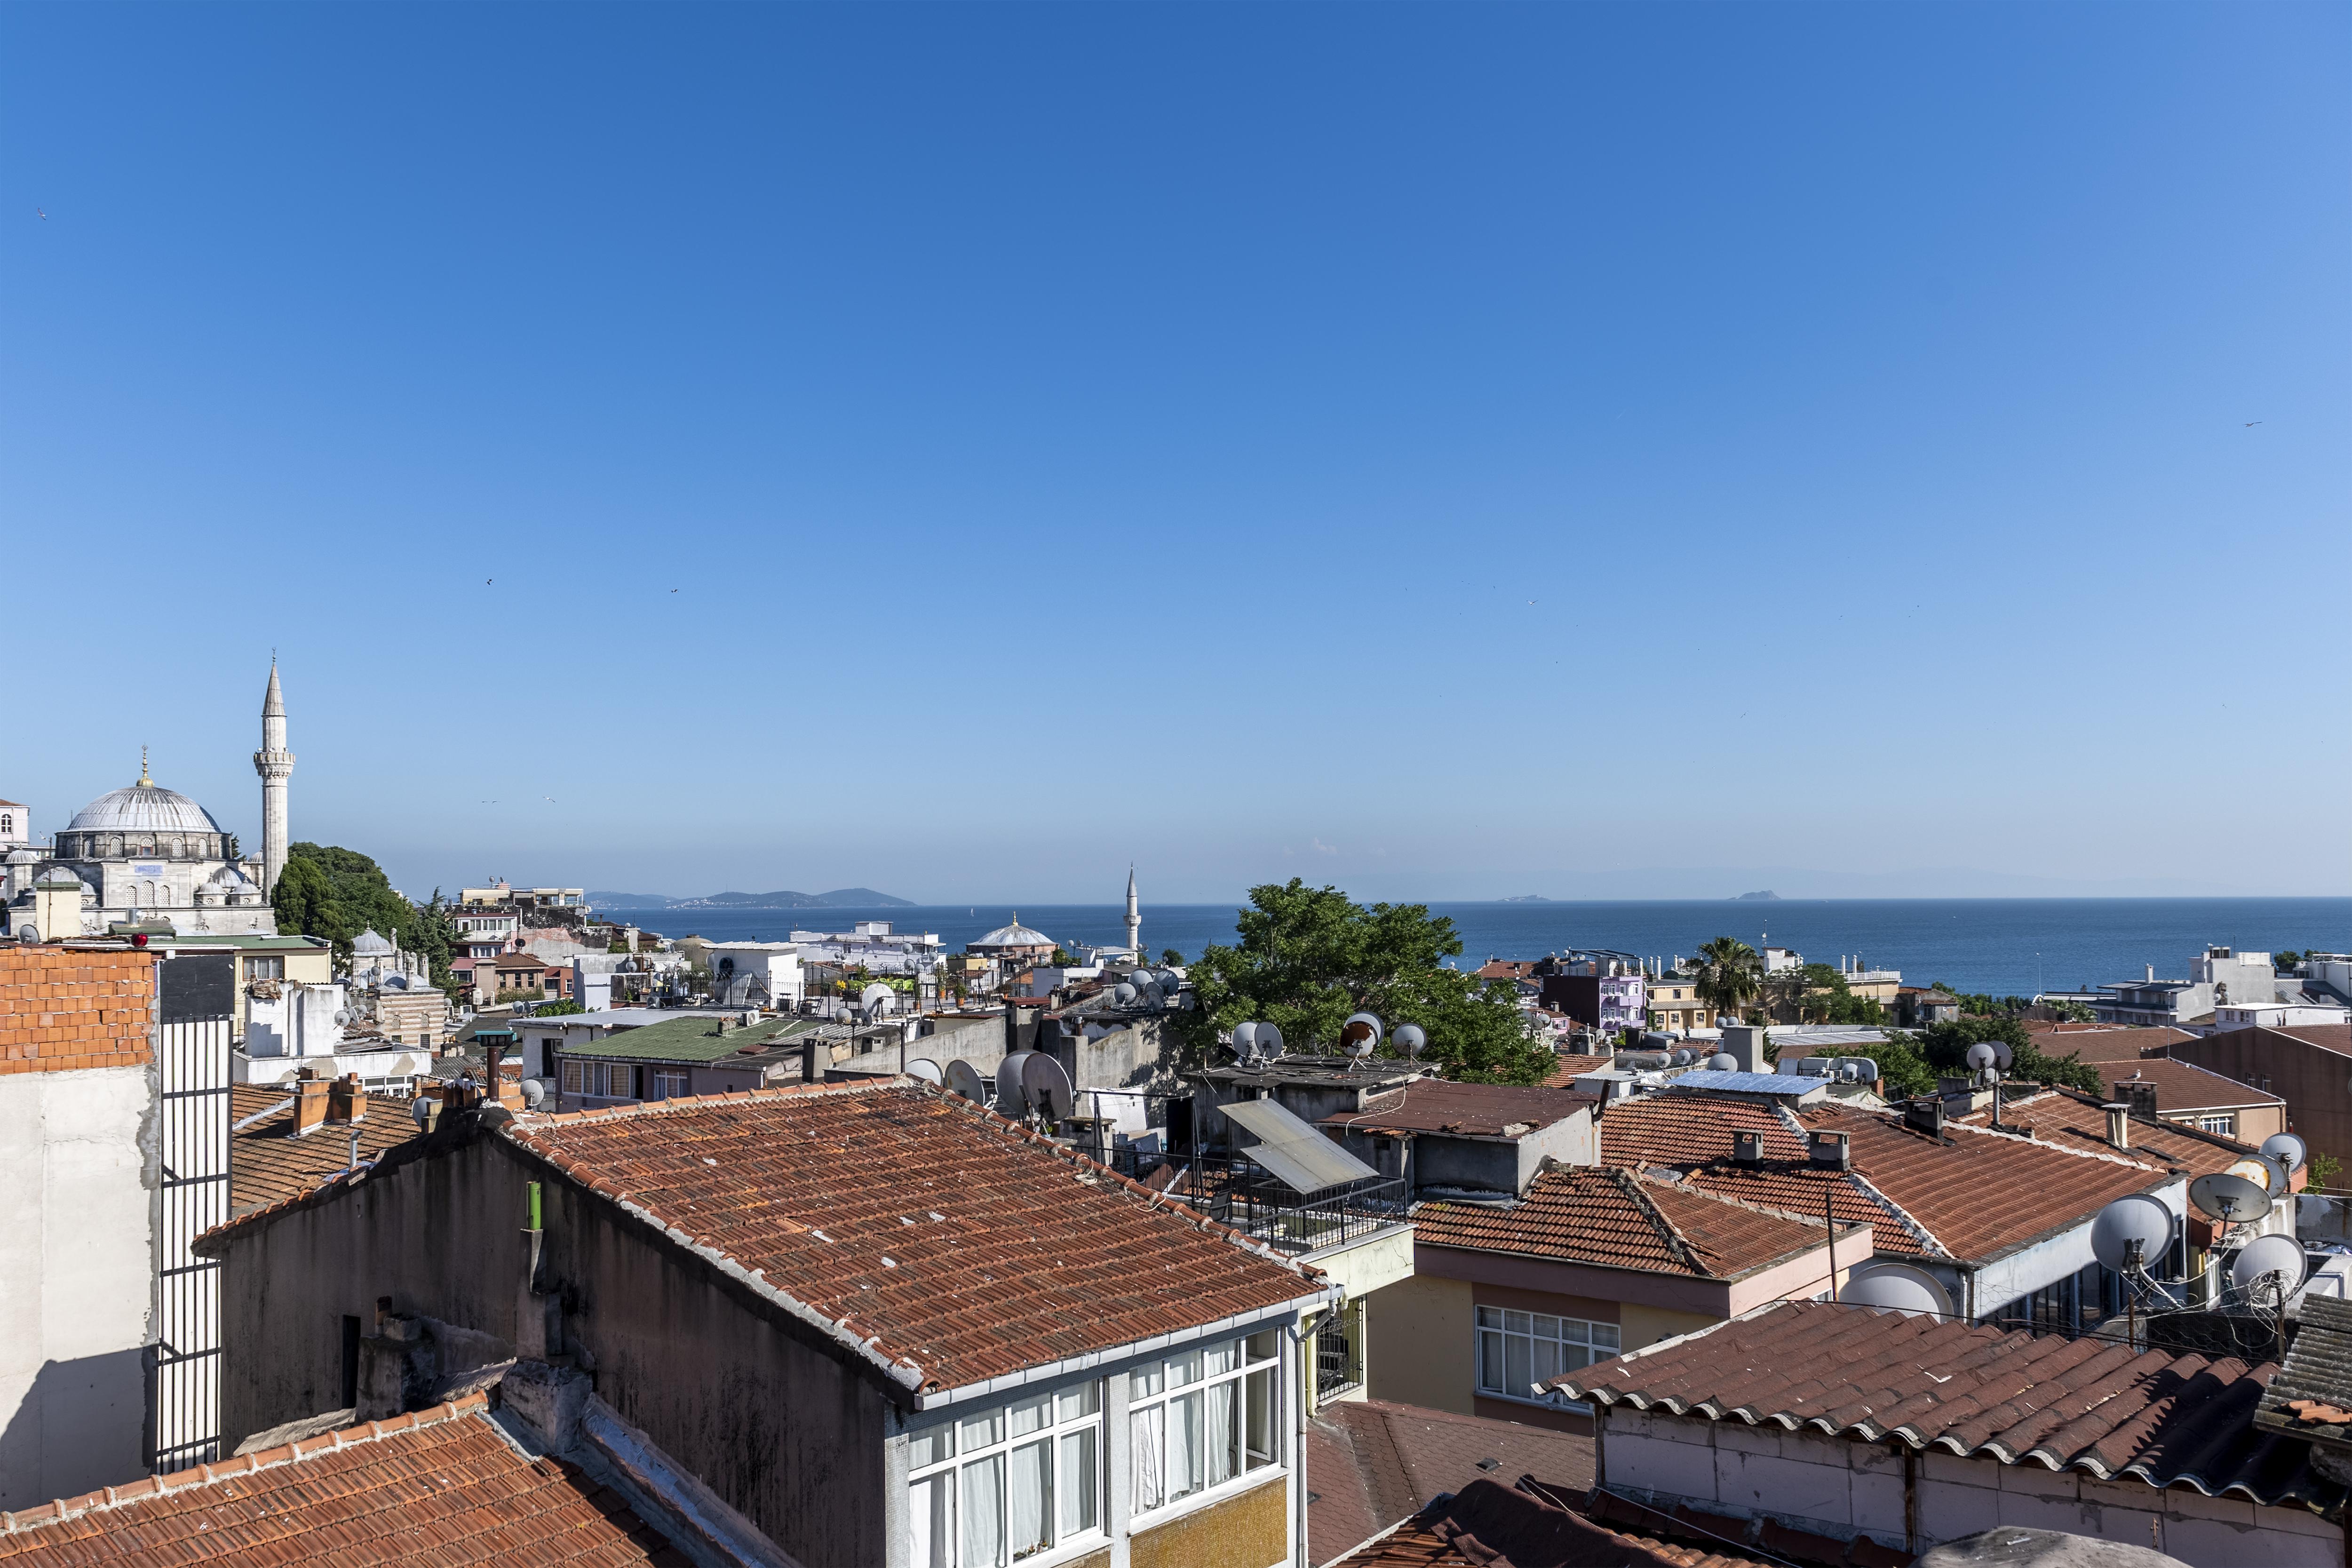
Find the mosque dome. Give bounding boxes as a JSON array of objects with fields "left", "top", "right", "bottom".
[
  {"left": 352, "top": 928, "right": 396, "bottom": 956},
  {"left": 206, "top": 864, "right": 254, "bottom": 888},
  {"left": 67, "top": 781, "right": 224, "bottom": 836},
  {"left": 971, "top": 915, "right": 1056, "bottom": 952},
  {"left": 4, "top": 848, "right": 37, "bottom": 866}
]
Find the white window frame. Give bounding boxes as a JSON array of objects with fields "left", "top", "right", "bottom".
[
  {"left": 1475, "top": 1305, "right": 1620, "bottom": 1402},
  {"left": 559, "top": 1059, "right": 635, "bottom": 1099},
  {"left": 2196, "top": 1113, "right": 2237, "bottom": 1136},
  {"left": 907, "top": 1382, "right": 1106, "bottom": 1567},
  {"left": 651, "top": 1067, "right": 690, "bottom": 1100},
  {"left": 1127, "top": 1330, "right": 1282, "bottom": 1526}
]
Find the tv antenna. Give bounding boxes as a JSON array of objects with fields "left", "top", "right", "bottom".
[{"left": 1022, "top": 1053, "right": 1076, "bottom": 1124}]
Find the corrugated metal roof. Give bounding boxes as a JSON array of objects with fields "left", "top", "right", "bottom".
[
  {"left": 1552, "top": 1299, "right": 2343, "bottom": 1512},
  {"left": 1223, "top": 1096, "right": 1382, "bottom": 1194},
  {"left": 1665, "top": 1070, "right": 1818, "bottom": 1097}
]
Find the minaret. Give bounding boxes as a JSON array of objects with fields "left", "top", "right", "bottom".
[
  {"left": 1124, "top": 865, "right": 1140, "bottom": 957},
  {"left": 254, "top": 661, "right": 294, "bottom": 896}
]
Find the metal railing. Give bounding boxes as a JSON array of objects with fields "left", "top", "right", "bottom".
[{"left": 1104, "top": 1148, "right": 1410, "bottom": 1256}]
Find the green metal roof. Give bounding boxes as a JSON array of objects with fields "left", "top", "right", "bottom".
[{"left": 556, "top": 1013, "right": 819, "bottom": 1062}]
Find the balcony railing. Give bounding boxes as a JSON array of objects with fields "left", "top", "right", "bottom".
[{"left": 1103, "top": 1147, "right": 1410, "bottom": 1257}]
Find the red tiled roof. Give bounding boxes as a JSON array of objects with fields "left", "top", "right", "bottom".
[
  {"left": 1307, "top": 1400, "right": 1592, "bottom": 1565},
  {"left": 1330, "top": 1479, "right": 1775, "bottom": 1568},
  {"left": 2095, "top": 1057, "right": 2284, "bottom": 1113},
  {"left": 503, "top": 1080, "right": 1323, "bottom": 1394},
  {"left": 0, "top": 1394, "right": 689, "bottom": 1565},
  {"left": 2019, "top": 1024, "right": 2193, "bottom": 1061},
  {"left": 1541, "top": 1053, "right": 1615, "bottom": 1088},
  {"left": 1553, "top": 1299, "right": 2342, "bottom": 1511},
  {"left": 0, "top": 948, "right": 153, "bottom": 1077},
  {"left": 228, "top": 1083, "right": 419, "bottom": 1214},
  {"left": 1953, "top": 1089, "right": 2255, "bottom": 1178},
  {"left": 1413, "top": 1164, "right": 1853, "bottom": 1282},
  {"left": 1324, "top": 1080, "right": 1595, "bottom": 1138}
]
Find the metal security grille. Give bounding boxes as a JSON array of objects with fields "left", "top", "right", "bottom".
[
  {"left": 1314, "top": 1311, "right": 1355, "bottom": 1400},
  {"left": 151, "top": 994, "right": 231, "bottom": 1472}
]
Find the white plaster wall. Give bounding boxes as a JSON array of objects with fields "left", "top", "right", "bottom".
[{"left": 0, "top": 1063, "right": 156, "bottom": 1508}]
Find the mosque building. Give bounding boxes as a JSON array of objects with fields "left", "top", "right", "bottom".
[{"left": 5, "top": 663, "right": 292, "bottom": 940}]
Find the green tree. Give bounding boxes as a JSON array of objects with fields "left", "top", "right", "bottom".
[
  {"left": 1836, "top": 1033, "right": 1938, "bottom": 1098},
  {"left": 1176, "top": 880, "right": 1552, "bottom": 1084},
  {"left": 270, "top": 857, "right": 341, "bottom": 945},
  {"left": 1160, "top": 948, "right": 1185, "bottom": 967},
  {"left": 2277, "top": 951, "right": 2304, "bottom": 972},
  {"left": 1692, "top": 938, "right": 1761, "bottom": 1024},
  {"left": 1911, "top": 1015, "right": 2102, "bottom": 1094},
  {"left": 275, "top": 843, "right": 440, "bottom": 974}
]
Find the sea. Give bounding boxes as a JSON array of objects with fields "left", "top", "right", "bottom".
[{"left": 592, "top": 898, "right": 2352, "bottom": 998}]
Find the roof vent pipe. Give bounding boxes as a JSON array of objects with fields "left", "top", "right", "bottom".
[
  {"left": 1732, "top": 1130, "right": 1764, "bottom": 1166},
  {"left": 2104, "top": 1102, "right": 2130, "bottom": 1151},
  {"left": 1810, "top": 1130, "right": 1851, "bottom": 1170}
]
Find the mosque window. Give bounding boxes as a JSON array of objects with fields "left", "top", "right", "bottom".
[{"left": 0, "top": 814, "right": 10, "bottom": 834}]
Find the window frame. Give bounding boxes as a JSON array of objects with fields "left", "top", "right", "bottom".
[
  {"left": 1126, "top": 1330, "right": 1282, "bottom": 1527},
  {"left": 1473, "top": 1305, "right": 1621, "bottom": 1404},
  {"left": 650, "top": 1067, "right": 690, "bottom": 1100},
  {"left": 907, "top": 1380, "right": 1107, "bottom": 1567}
]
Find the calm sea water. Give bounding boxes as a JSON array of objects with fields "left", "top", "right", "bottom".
[{"left": 596, "top": 898, "right": 2352, "bottom": 997}]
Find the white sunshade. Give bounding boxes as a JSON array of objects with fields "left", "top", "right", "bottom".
[{"left": 1219, "top": 1097, "right": 1381, "bottom": 1194}]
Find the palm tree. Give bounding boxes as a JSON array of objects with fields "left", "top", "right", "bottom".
[{"left": 1692, "top": 937, "right": 1761, "bottom": 1024}]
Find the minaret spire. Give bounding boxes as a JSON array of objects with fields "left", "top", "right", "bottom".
[
  {"left": 254, "top": 660, "right": 295, "bottom": 897},
  {"left": 1124, "top": 864, "right": 1141, "bottom": 958}
]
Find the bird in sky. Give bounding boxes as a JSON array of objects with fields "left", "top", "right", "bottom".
[
  {"left": 485, "top": 577, "right": 493, "bottom": 585},
  {"left": 37, "top": 208, "right": 47, "bottom": 220},
  {"left": 543, "top": 796, "right": 556, "bottom": 803},
  {"left": 2245, "top": 421, "right": 2262, "bottom": 427},
  {"left": 481, "top": 800, "right": 497, "bottom": 804},
  {"left": 671, "top": 588, "right": 678, "bottom": 593}
]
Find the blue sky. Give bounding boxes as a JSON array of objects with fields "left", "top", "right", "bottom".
[{"left": 5, "top": 3, "right": 2344, "bottom": 904}]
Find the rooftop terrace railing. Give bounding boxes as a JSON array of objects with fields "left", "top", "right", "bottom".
[{"left": 1103, "top": 1147, "right": 1410, "bottom": 1256}]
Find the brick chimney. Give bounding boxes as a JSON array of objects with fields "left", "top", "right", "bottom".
[
  {"left": 294, "top": 1072, "right": 331, "bottom": 1137},
  {"left": 326, "top": 1073, "right": 364, "bottom": 1126},
  {"left": 2114, "top": 1078, "right": 2160, "bottom": 1122}
]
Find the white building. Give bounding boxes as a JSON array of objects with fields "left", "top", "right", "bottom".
[
  {"left": 701, "top": 941, "right": 805, "bottom": 1010},
  {"left": 786, "top": 920, "right": 944, "bottom": 976},
  {"left": 239, "top": 979, "right": 435, "bottom": 1095}
]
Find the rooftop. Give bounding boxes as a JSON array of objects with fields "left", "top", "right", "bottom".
[
  {"left": 1203, "top": 1054, "right": 1433, "bottom": 1090},
  {"left": 555, "top": 1012, "right": 819, "bottom": 1062},
  {"left": 1330, "top": 1479, "right": 1779, "bottom": 1568},
  {"left": 1307, "top": 1401, "right": 1592, "bottom": 1568},
  {"left": 227, "top": 1083, "right": 417, "bottom": 1214},
  {"left": 1411, "top": 1164, "right": 1859, "bottom": 1282},
  {"left": 1952, "top": 1088, "right": 2255, "bottom": 1178},
  {"left": 503, "top": 1080, "right": 1323, "bottom": 1395},
  {"left": 1550, "top": 1299, "right": 2339, "bottom": 1512},
  {"left": 2019, "top": 1023, "right": 2195, "bottom": 1061},
  {"left": 1540, "top": 1052, "right": 1615, "bottom": 1088},
  {"left": 1323, "top": 1080, "right": 1595, "bottom": 1138},
  {"left": 2095, "top": 1057, "right": 2283, "bottom": 1113},
  {"left": 0, "top": 1393, "right": 688, "bottom": 1565}
]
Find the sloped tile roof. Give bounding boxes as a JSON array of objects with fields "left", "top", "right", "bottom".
[
  {"left": 2257, "top": 1295, "right": 2352, "bottom": 1444},
  {"left": 503, "top": 1080, "right": 1324, "bottom": 1395},
  {"left": 1552, "top": 1299, "right": 2343, "bottom": 1512},
  {"left": 1307, "top": 1400, "right": 1592, "bottom": 1565},
  {"left": 1540, "top": 1052, "right": 1614, "bottom": 1088},
  {"left": 1412, "top": 1164, "right": 1853, "bottom": 1281},
  {"left": 228, "top": 1083, "right": 418, "bottom": 1214},
  {"left": 1953, "top": 1088, "right": 2255, "bottom": 1178},
  {"left": 2019, "top": 1024, "right": 2193, "bottom": 1062},
  {"left": 1330, "top": 1479, "right": 1776, "bottom": 1568},
  {"left": 1324, "top": 1080, "right": 1595, "bottom": 1138},
  {"left": 0, "top": 1395, "right": 690, "bottom": 1565},
  {"left": 2094, "top": 1057, "right": 2284, "bottom": 1113}
]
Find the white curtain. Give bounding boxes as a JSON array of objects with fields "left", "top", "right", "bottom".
[
  {"left": 1131, "top": 1406, "right": 1163, "bottom": 1512},
  {"left": 1059, "top": 1427, "right": 1098, "bottom": 1536},
  {"left": 1169, "top": 1391, "right": 1203, "bottom": 1499},
  {"left": 961, "top": 1455, "right": 1004, "bottom": 1568},
  {"left": 910, "top": 1472, "right": 952, "bottom": 1568},
  {"left": 1207, "top": 1380, "right": 1238, "bottom": 1486},
  {"left": 1007, "top": 1439, "right": 1051, "bottom": 1559}
]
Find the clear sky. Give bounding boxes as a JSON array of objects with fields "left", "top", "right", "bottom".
[{"left": 5, "top": 3, "right": 2344, "bottom": 905}]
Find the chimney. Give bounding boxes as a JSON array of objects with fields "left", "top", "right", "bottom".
[
  {"left": 294, "top": 1074, "right": 331, "bottom": 1137},
  {"left": 1721, "top": 1024, "right": 1766, "bottom": 1075},
  {"left": 1810, "top": 1130, "right": 1851, "bottom": 1170},
  {"left": 803, "top": 1042, "right": 821, "bottom": 1084},
  {"left": 2104, "top": 1102, "right": 2130, "bottom": 1150},
  {"left": 1904, "top": 1096, "right": 1946, "bottom": 1138},
  {"left": 326, "top": 1073, "right": 364, "bottom": 1126},
  {"left": 2115, "top": 1079, "right": 2160, "bottom": 1122},
  {"left": 1732, "top": 1130, "right": 1764, "bottom": 1165}
]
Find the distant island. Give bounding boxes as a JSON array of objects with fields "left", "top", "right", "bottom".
[
  {"left": 1495, "top": 894, "right": 1553, "bottom": 903},
  {"left": 589, "top": 888, "right": 915, "bottom": 910},
  {"left": 1732, "top": 890, "right": 1782, "bottom": 901}
]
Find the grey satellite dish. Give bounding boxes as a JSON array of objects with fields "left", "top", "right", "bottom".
[
  {"left": 2090, "top": 1194, "right": 2176, "bottom": 1274},
  {"left": 1393, "top": 1023, "right": 1427, "bottom": 1059},
  {"left": 1255, "top": 1021, "right": 1284, "bottom": 1058},
  {"left": 861, "top": 983, "right": 896, "bottom": 1015},
  {"left": 410, "top": 1096, "right": 432, "bottom": 1127},
  {"left": 1154, "top": 969, "right": 1181, "bottom": 988},
  {"left": 1114, "top": 983, "right": 1138, "bottom": 1005},
  {"left": 1022, "top": 1053, "right": 1076, "bottom": 1122},
  {"left": 906, "top": 1058, "right": 945, "bottom": 1086},
  {"left": 1669, "top": 1048, "right": 1693, "bottom": 1067},
  {"left": 1992, "top": 1041, "right": 2014, "bottom": 1070},
  {"left": 2226, "top": 1154, "right": 2287, "bottom": 1194},
  {"left": 996, "top": 1050, "right": 1036, "bottom": 1110},
  {"left": 2232, "top": 1233, "right": 2307, "bottom": 1300},
  {"left": 520, "top": 1078, "right": 547, "bottom": 1110},
  {"left": 1843, "top": 1264, "right": 1954, "bottom": 1317},
  {"left": 1965, "top": 1043, "right": 1998, "bottom": 1072},
  {"left": 945, "top": 1059, "right": 990, "bottom": 1105},
  {"left": 333, "top": 1008, "right": 353, "bottom": 1027},
  {"left": 1707, "top": 1052, "right": 1737, "bottom": 1072},
  {"left": 16, "top": 924, "right": 37, "bottom": 944},
  {"left": 2189, "top": 1170, "right": 2273, "bottom": 1224},
  {"left": 1231, "top": 1021, "right": 1260, "bottom": 1060},
  {"left": 1341, "top": 1012, "right": 1383, "bottom": 1057},
  {"left": 1127, "top": 970, "right": 1152, "bottom": 988},
  {"left": 2262, "top": 1133, "right": 2309, "bottom": 1173}
]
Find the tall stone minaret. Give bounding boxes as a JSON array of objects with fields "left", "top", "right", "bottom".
[
  {"left": 254, "top": 661, "right": 295, "bottom": 895},
  {"left": 1125, "top": 864, "right": 1141, "bottom": 957}
]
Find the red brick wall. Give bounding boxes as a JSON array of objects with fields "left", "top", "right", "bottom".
[{"left": 0, "top": 947, "right": 155, "bottom": 1075}]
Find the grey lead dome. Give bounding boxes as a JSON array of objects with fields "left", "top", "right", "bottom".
[{"left": 66, "top": 781, "right": 226, "bottom": 836}]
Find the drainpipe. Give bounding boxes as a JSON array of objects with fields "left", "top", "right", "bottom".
[{"left": 1287, "top": 1321, "right": 1309, "bottom": 1568}]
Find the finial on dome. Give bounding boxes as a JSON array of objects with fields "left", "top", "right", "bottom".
[{"left": 138, "top": 745, "right": 152, "bottom": 787}]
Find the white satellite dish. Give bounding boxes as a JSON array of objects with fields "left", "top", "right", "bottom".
[
  {"left": 1114, "top": 983, "right": 1138, "bottom": 1005},
  {"left": 16, "top": 925, "right": 38, "bottom": 944},
  {"left": 333, "top": 1008, "right": 353, "bottom": 1028},
  {"left": 1022, "top": 1054, "right": 1076, "bottom": 1122},
  {"left": 2189, "top": 1170, "right": 2273, "bottom": 1224},
  {"left": 1965, "top": 1043, "right": 1998, "bottom": 1072},
  {"left": 1127, "top": 970, "right": 1152, "bottom": 988},
  {"left": 2262, "top": 1133, "right": 2309, "bottom": 1173},
  {"left": 520, "top": 1078, "right": 547, "bottom": 1110},
  {"left": 945, "top": 1059, "right": 991, "bottom": 1105},
  {"left": 1232, "top": 1021, "right": 1260, "bottom": 1061},
  {"left": 906, "top": 1058, "right": 944, "bottom": 1086},
  {"left": 1707, "top": 1052, "right": 1737, "bottom": 1072},
  {"left": 1341, "top": 1012, "right": 1383, "bottom": 1058},
  {"left": 2090, "top": 1194, "right": 2176, "bottom": 1274},
  {"left": 411, "top": 1096, "right": 432, "bottom": 1127},
  {"left": 996, "top": 1050, "right": 1036, "bottom": 1110},
  {"left": 1393, "top": 1023, "right": 1427, "bottom": 1059},
  {"left": 1842, "top": 1264, "right": 1954, "bottom": 1318},
  {"left": 861, "top": 983, "right": 896, "bottom": 1016},
  {"left": 2227, "top": 1154, "right": 2286, "bottom": 1195},
  {"left": 1255, "top": 1021, "right": 1284, "bottom": 1058},
  {"left": 2232, "top": 1234, "right": 2307, "bottom": 1301}
]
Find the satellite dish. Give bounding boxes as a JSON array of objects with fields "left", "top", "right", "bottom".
[
  {"left": 1393, "top": 1023, "right": 1427, "bottom": 1059},
  {"left": 906, "top": 1058, "right": 944, "bottom": 1086},
  {"left": 1153, "top": 969, "right": 1181, "bottom": 988},
  {"left": 520, "top": 1078, "right": 547, "bottom": 1110},
  {"left": 2231, "top": 1234, "right": 2307, "bottom": 1301},
  {"left": 1707, "top": 1052, "right": 1737, "bottom": 1072},
  {"left": 1341, "top": 1012, "right": 1383, "bottom": 1058},
  {"left": 1965, "top": 1043, "right": 1998, "bottom": 1072},
  {"left": 2189, "top": 1170, "right": 2273, "bottom": 1224},
  {"left": 1127, "top": 970, "right": 1152, "bottom": 988},
  {"left": 1114, "top": 983, "right": 1137, "bottom": 1005},
  {"left": 1843, "top": 1264, "right": 1954, "bottom": 1317},
  {"left": 16, "top": 924, "right": 38, "bottom": 944},
  {"left": 1255, "top": 1022, "right": 1284, "bottom": 1058},
  {"left": 1992, "top": 1041, "right": 2014, "bottom": 1070},
  {"left": 2262, "top": 1133, "right": 2309, "bottom": 1173},
  {"left": 945, "top": 1059, "right": 990, "bottom": 1105},
  {"left": 996, "top": 1050, "right": 1036, "bottom": 1110},
  {"left": 2227, "top": 1155, "right": 2285, "bottom": 1195},
  {"left": 333, "top": 1008, "right": 353, "bottom": 1028},
  {"left": 1022, "top": 1053, "right": 1076, "bottom": 1122},
  {"left": 2090, "top": 1194, "right": 2176, "bottom": 1274},
  {"left": 861, "top": 983, "right": 896, "bottom": 1015},
  {"left": 1232, "top": 1021, "right": 1260, "bottom": 1060},
  {"left": 1669, "top": 1048, "right": 1693, "bottom": 1067},
  {"left": 411, "top": 1097, "right": 432, "bottom": 1127}
]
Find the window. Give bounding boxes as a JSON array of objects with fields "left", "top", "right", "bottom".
[
  {"left": 2197, "top": 1113, "right": 2237, "bottom": 1136},
  {"left": 652, "top": 1068, "right": 689, "bottom": 1099},
  {"left": 908, "top": 1383, "right": 1104, "bottom": 1567},
  {"left": 245, "top": 955, "right": 284, "bottom": 981},
  {"left": 1129, "top": 1331, "right": 1279, "bottom": 1519},
  {"left": 1475, "top": 1307, "right": 1620, "bottom": 1400},
  {"left": 559, "top": 1059, "right": 636, "bottom": 1099}
]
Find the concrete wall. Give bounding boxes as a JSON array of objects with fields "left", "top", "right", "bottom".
[
  {"left": 1599, "top": 1404, "right": 2341, "bottom": 1568},
  {"left": 0, "top": 1061, "right": 157, "bottom": 1508},
  {"left": 2172, "top": 1028, "right": 2352, "bottom": 1173},
  {"left": 1363, "top": 1272, "right": 1475, "bottom": 1414},
  {"left": 212, "top": 1132, "right": 892, "bottom": 1568}
]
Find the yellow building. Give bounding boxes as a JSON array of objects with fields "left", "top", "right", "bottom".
[{"left": 1646, "top": 975, "right": 1715, "bottom": 1032}]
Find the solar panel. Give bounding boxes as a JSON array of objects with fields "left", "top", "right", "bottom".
[{"left": 1219, "top": 1097, "right": 1380, "bottom": 1194}]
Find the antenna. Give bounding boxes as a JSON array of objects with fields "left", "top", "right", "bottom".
[
  {"left": 520, "top": 1078, "right": 547, "bottom": 1110},
  {"left": 861, "top": 982, "right": 896, "bottom": 1017},
  {"left": 994, "top": 1049, "right": 1036, "bottom": 1112},
  {"left": 1392, "top": 1023, "right": 1426, "bottom": 1060},
  {"left": 905, "top": 1058, "right": 944, "bottom": 1086},
  {"left": 945, "top": 1059, "right": 991, "bottom": 1105},
  {"left": 2090, "top": 1194, "right": 2176, "bottom": 1279},
  {"left": 1022, "top": 1053, "right": 1076, "bottom": 1123},
  {"left": 1113, "top": 983, "right": 1138, "bottom": 1006},
  {"left": 1254, "top": 1022, "right": 1285, "bottom": 1060},
  {"left": 2261, "top": 1133, "right": 2308, "bottom": 1173},
  {"left": 1231, "top": 1021, "right": 1260, "bottom": 1063}
]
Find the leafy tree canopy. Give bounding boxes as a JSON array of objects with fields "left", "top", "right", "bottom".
[
  {"left": 271, "top": 843, "right": 445, "bottom": 977},
  {"left": 1177, "top": 880, "right": 1553, "bottom": 1084},
  {"left": 1160, "top": 948, "right": 1185, "bottom": 967},
  {"left": 1910, "top": 1014, "right": 2102, "bottom": 1094},
  {"left": 1691, "top": 937, "right": 1762, "bottom": 1023},
  {"left": 1835, "top": 1033, "right": 1938, "bottom": 1098}
]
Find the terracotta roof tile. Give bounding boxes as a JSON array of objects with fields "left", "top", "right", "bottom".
[
  {"left": 1329, "top": 1479, "right": 1774, "bottom": 1568},
  {"left": 1307, "top": 1400, "right": 1592, "bottom": 1565},
  {"left": 502, "top": 1080, "right": 1323, "bottom": 1394},
  {"left": 1540, "top": 1053, "right": 1614, "bottom": 1089},
  {"left": 2019, "top": 1024, "right": 2193, "bottom": 1061},
  {"left": 2090, "top": 1057, "right": 2284, "bottom": 1113},
  {"left": 1553, "top": 1298, "right": 2343, "bottom": 1512},
  {"left": 228, "top": 1084, "right": 419, "bottom": 1214},
  {"left": 1953, "top": 1088, "right": 2256, "bottom": 1178},
  {"left": 0, "top": 1396, "right": 685, "bottom": 1564},
  {"left": 1324, "top": 1081, "right": 1595, "bottom": 1138}
]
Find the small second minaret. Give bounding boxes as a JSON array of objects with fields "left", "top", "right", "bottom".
[
  {"left": 1125, "top": 865, "right": 1141, "bottom": 957},
  {"left": 254, "top": 661, "right": 295, "bottom": 896}
]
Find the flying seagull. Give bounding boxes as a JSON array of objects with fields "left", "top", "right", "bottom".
[
  {"left": 2245, "top": 421, "right": 2262, "bottom": 427},
  {"left": 37, "top": 208, "right": 47, "bottom": 220}
]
